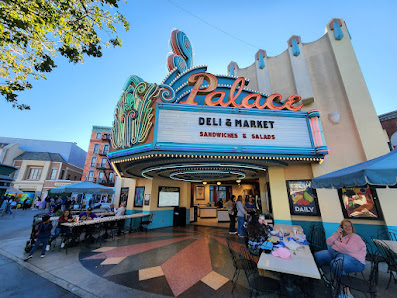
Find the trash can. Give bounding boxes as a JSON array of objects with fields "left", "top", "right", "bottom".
[{"left": 173, "top": 207, "right": 186, "bottom": 227}]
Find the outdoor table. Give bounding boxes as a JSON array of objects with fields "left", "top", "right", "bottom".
[
  {"left": 257, "top": 224, "right": 321, "bottom": 280},
  {"left": 61, "top": 213, "right": 150, "bottom": 233}
]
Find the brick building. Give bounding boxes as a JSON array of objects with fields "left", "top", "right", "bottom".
[
  {"left": 82, "top": 126, "right": 115, "bottom": 186},
  {"left": 379, "top": 110, "right": 397, "bottom": 149}
]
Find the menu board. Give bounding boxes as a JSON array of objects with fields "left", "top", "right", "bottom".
[{"left": 158, "top": 186, "right": 180, "bottom": 207}]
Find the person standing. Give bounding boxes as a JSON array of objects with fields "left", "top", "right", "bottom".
[
  {"left": 64, "top": 197, "right": 72, "bottom": 210},
  {"left": 225, "top": 196, "right": 237, "bottom": 234},
  {"left": 25, "top": 214, "right": 53, "bottom": 260},
  {"left": 236, "top": 195, "right": 247, "bottom": 238}
]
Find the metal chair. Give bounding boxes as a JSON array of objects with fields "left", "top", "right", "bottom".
[
  {"left": 308, "top": 225, "right": 327, "bottom": 253},
  {"left": 377, "top": 228, "right": 397, "bottom": 241},
  {"left": 139, "top": 212, "right": 154, "bottom": 232},
  {"left": 225, "top": 235, "right": 251, "bottom": 292},
  {"left": 373, "top": 239, "right": 397, "bottom": 289},
  {"left": 339, "top": 252, "right": 378, "bottom": 298},
  {"left": 330, "top": 256, "right": 344, "bottom": 298},
  {"left": 238, "top": 246, "right": 280, "bottom": 297}
]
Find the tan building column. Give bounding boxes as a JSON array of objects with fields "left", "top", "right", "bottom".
[
  {"left": 258, "top": 173, "right": 269, "bottom": 213},
  {"left": 267, "top": 167, "right": 291, "bottom": 224}
]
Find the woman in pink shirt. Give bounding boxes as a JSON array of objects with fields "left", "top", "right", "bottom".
[{"left": 314, "top": 219, "right": 366, "bottom": 297}]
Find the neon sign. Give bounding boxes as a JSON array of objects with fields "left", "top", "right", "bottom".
[{"left": 178, "top": 72, "right": 303, "bottom": 111}]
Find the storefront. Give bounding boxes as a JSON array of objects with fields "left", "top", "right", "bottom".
[{"left": 108, "top": 19, "right": 395, "bottom": 238}]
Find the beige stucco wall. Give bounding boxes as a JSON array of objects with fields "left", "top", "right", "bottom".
[{"left": 231, "top": 18, "right": 392, "bottom": 228}]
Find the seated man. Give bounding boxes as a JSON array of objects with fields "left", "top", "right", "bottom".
[
  {"left": 78, "top": 207, "right": 98, "bottom": 220},
  {"left": 115, "top": 203, "right": 126, "bottom": 236}
]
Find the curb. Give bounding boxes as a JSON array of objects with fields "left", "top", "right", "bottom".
[{"left": 0, "top": 248, "right": 98, "bottom": 298}]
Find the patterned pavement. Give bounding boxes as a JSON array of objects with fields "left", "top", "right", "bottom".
[{"left": 79, "top": 226, "right": 252, "bottom": 297}]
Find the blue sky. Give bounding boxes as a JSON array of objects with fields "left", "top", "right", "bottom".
[{"left": 1, "top": 0, "right": 396, "bottom": 152}]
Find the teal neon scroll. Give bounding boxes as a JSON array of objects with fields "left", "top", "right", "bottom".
[{"left": 111, "top": 75, "right": 174, "bottom": 149}]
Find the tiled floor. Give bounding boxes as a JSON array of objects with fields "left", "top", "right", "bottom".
[{"left": 80, "top": 226, "right": 253, "bottom": 297}]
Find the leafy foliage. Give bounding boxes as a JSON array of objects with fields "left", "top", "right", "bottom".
[{"left": 0, "top": 0, "right": 129, "bottom": 110}]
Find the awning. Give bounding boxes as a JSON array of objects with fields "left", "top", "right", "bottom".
[
  {"left": 312, "top": 149, "right": 397, "bottom": 188},
  {"left": 50, "top": 181, "right": 114, "bottom": 194}
]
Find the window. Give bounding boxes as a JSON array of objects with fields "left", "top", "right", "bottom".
[
  {"left": 96, "top": 132, "right": 102, "bottom": 139},
  {"left": 50, "top": 169, "right": 57, "bottom": 180},
  {"left": 100, "top": 157, "right": 107, "bottom": 168},
  {"left": 88, "top": 171, "right": 94, "bottom": 181},
  {"left": 13, "top": 167, "right": 20, "bottom": 179},
  {"left": 93, "top": 143, "right": 99, "bottom": 154},
  {"left": 27, "top": 168, "right": 42, "bottom": 180},
  {"left": 90, "top": 156, "right": 97, "bottom": 167},
  {"left": 67, "top": 174, "right": 70, "bottom": 180},
  {"left": 61, "top": 170, "right": 65, "bottom": 180},
  {"left": 109, "top": 172, "right": 114, "bottom": 182},
  {"left": 98, "top": 172, "right": 104, "bottom": 182},
  {"left": 103, "top": 144, "right": 109, "bottom": 154}
]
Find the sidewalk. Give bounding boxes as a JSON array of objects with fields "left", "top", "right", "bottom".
[{"left": 0, "top": 209, "right": 396, "bottom": 297}]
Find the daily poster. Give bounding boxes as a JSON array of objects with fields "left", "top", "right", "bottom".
[
  {"left": 120, "top": 187, "right": 129, "bottom": 206},
  {"left": 287, "top": 180, "right": 320, "bottom": 216},
  {"left": 341, "top": 186, "right": 379, "bottom": 218}
]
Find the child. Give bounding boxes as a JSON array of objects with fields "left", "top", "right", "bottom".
[{"left": 24, "top": 214, "right": 53, "bottom": 260}]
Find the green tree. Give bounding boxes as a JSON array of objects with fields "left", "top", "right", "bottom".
[{"left": 0, "top": 0, "right": 129, "bottom": 110}]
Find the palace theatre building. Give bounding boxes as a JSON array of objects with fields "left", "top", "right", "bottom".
[{"left": 108, "top": 18, "right": 395, "bottom": 238}]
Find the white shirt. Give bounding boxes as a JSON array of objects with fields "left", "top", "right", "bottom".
[{"left": 115, "top": 206, "right": 126, "bottom": 216}]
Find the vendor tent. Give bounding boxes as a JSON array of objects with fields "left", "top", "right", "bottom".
[
  {"left": 312, "top": 149, "right": 397, "bottom": 188},
  {"left": 50, "top": 181, "right": 114, "bottom": 194}
]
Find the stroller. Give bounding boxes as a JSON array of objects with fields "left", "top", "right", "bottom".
[{"left": 24, "top": 212, "right": 49, "bottom": 253}]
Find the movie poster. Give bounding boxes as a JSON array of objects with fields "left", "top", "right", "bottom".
[
  {"left": 120, "top": 187, "right": 129, "bottom": 206},
  {"left": 340, "top": 186, "right": 379, "bottom": 218}
]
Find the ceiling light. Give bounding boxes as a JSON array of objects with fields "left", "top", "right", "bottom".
[
  {"left": 236, "top": 179, "right": 241, "bottom": 183},
  {"left": 217, "top": 182, "right": 221, "bottom": 185},
  {"left": 203, "top": 181, "right": 207, "bottom": 185}
]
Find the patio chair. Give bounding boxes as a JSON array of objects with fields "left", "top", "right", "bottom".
[
  {"left": 308, "top": 225, "right": 327, "bottom": 254},
  {"left": 339, "top": 252, "right": 378, "bottom": 298},
  {"left": 377, "top": 228, "right": 397, "bottom": 241},
  {"left": 238, "top": 246, "right": 280, "bottom": 297},
  {"left": 225, "top": 235, "right": 253, "bottom": 292},
  {"left": 139, "top": 212, "right": 154, "bottom": 232},
  {"left": 373, "top": 240, "right": 397, "bottom": 289},
  {"left": 330, "top": 256, "right": 344, "bottom": 298}
]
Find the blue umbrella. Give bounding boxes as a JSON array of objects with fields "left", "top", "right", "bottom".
[
  {"left": 312, "top": 149, "right": 397, "bottom": 188},
  {"left": 50, "top": 181, "right": 114, "bottom": 194}
]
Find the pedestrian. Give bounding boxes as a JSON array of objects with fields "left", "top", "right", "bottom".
[
  {"left": 61, "top": 197, "right": 66, "bottom": 211},
  {"left": 24, "top": 214, "right": 53, "bottom": 260},
  {"left": 22, "top": 199, "right": 28, "bottom": 210},
  {"left": 64, "top": 197, "right": 72, "bottom": 210},
  {"left": 236, "top": 195, "right": 247, "bottom": 238},
  {"left": 35, "top": 198, "right": 42, "bottom": 209},
  {"left": 45, "top": 196, "right": 50, "bottom": 209},
  {"left": 225, "top": 195, "right": 237, "bottom": 234},
  {"left": 5, "top": 197, "right": 13, "bottom": 214}
]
